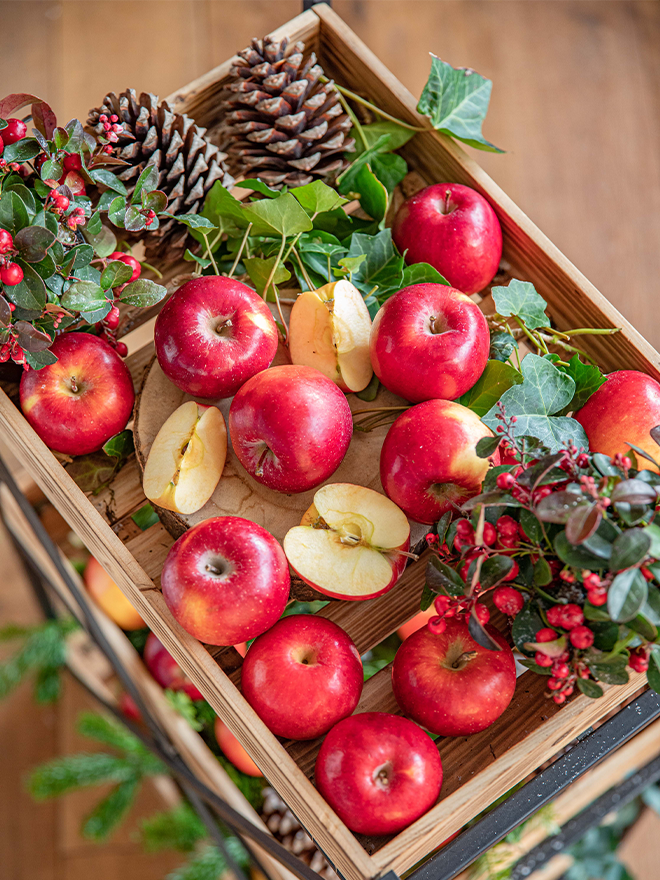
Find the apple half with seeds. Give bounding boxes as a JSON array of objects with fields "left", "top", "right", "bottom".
[
  {"left": 142, "top": 400, "right": 227, "bottom": 515},
  {"left": 289, "top": 279, "right": 373, "bottom": 393},
  {"left": 283, "top": 483, "right": 410, "bottom": 600}
]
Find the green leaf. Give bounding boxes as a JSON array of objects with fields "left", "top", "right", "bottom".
[
  {"left": 131, "top": 163, "right": 159, "bottom": 203},
  {"left": 89, "top": 167, "right": 127, "bottom": 195},
  {"left": 168, "top": 841, "right": 250, "bottom": 880},
  {"left": 14, "top": 225, "right": 56, "bottom": 263},
  {"left": 355, "top": 373, "right": 380, "bottom": 402},
  {"left": 337, "top": 254, "right": 367, "bottom": 277},
  {"left": 400, "top": 262, "right": 450, "bottom": 288},
  {"left": 61, "top": 280, "right": 107, "bottom": 311},
  {"left": 124, "top": 205, "right": 145, "bottom": 232},
  {"left": 512, "top": 601, "right": 545, "bottom": 655},
  {"left": 291, "top": 180, "right": 348, "bottom": 216},
  {"left": 577, "top": 678, "right": 604, "bottom": 699},
  {"left": 420, "top": 582, "right": 435, "bottom": 612},
  {"left": 0, "top": 190, "right": 30, "bottom": 234},
  {"left": 586, "top": 652, "right": 629, "bottom": 685},
  {"left": 139, "top": 803, "right": 206, "bottom": 854},
  {"left": 590, "top": 620, "right": 619, "bottom": 650},
  {"left": 82, "top": 777, "right": 138, "bottom": 842},
  {"left": 77, "top": 711, "right": 144, "bottom": 753},
  {"left": 4, "top": 182, "right": 37, "bottom": 213},
  {"left": 519, "top": 508, "right": 545, "bottom": 544},
  {"left": 25, "top": 349, "right": 58, "bottom": 370},
  {"left": 533, "top": 557, "right": 553, "bottom": 585},
  {"left": 347, "top": 228, "right": 404, "bottom": 299},
  {"left": 555, "top": 531, "right": 607, "bottom": 570},
  {"left": 352, "top": 121, "right": 416, "bottom": 156},
  {"left": 83, "top": 224, "right": 117, "bottom": 258},
  {"left": 488, "top": 331, "right": 518, "bottom": 363},
  {"left": 337, "top": 135, "right": 391, "bottom": 194},
  {"left": 371, "top": 153, "right": 408, "bottom": 193},
  {"left": 103, "top": 430, "right": 134, "bottom": 460},
  {"left": 65, "top": 243, "right": 95, "bottom": 271},
  {"left": 86, "top": 211, "right": 103, "bottom": 235},
  {"left": 183, "top": 249, "right": 211, "bottom": 269},
  {"left": 41, "top": 158, "right": 62, "bottom": 181},
  {"left": 609, "top": 529, "right": 651, "bottom": 572},
  {"left": 234, "top": 178, "right": 282, "bottom": 198},
  {"left": 417, "top": 55, "right": 503, "bottom": 152},
  {"left": 142, "top": 190, "right": 167, "bottom": 214},
  {"left": 244, "top": 256, "right": 291, "bottom": 299},
  {"left": 6, "top": 262, "right": 47, "bottom": 313},
  {"left": 131, "top": 503, "right": 159, "bottom": 531},
  {"left": 174, "top": 214, "right": 216, "bottom": 231},
  {"left": 608, "top": 569, "right": 648, "bottom": 623},
  {"left": 352, "top": 163, "right": 388, "bottom": 222},
  {"left": 647, "top": 661, "right": 660, "bottom": 693},
  {"left": 457, "top": 359, "right": 522, "bottom": 417},
  {"left": 426, "top": 556, "right": 466, "bottom": 597},
  {"left": 627, "top": 615, "right": 657, "bottom": 641},
  {"left": 2, "top": 137, "right": 41, "bottom": 163},
  {"left": 28, "top": 753, "right": 134, "bottom": 799},
  {"left": 475, "top": 435, "right": 501, "bottom": 459},
  {"left": 14, "top": 320, "right": 52, "bottom": 352},
  {"left": 80, "top": 302, "right": 112, "bottom": 324},
  {"left": 66, "top": 453, "right": 118, "bottom": 494},
  {"left": 480, "top": 554, "right": 514, "bottom": 588},
  {"left": 557, "top": 355, "right": 606, "bottom": 412},
  {"left": 198, "top": 181, "right": 246, "bottom": 239},
  {"left": 482, "top": 353, "right": 588, "bottom": 453},
  {"left": 119, "top": 278, "right": 167, "bottom": 308},
  {"left": 492, "top": 279, "right": 548, "bottom": 331},
  {"left": 241, "top": 192, "right": 313, "bottom": 238},
  {"left": 100, "top": 260, "right": 133, "bottom": 290}
]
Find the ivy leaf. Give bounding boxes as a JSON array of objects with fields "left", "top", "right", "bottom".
[
  {"left": 0, "top": 190, "right": 30, "bottom": 234},
  {"left": 337, "top": 135, "right": 391, "bottom": 194},
  {"left": 401, "top": 262, "right": 450, "bottom": 288},
  {"left": 352, "top": 121, "right": 415, "bottom": 156},
  {"left": 607, "top": 568, "right": 648, "bottom": 623},
  {"left": 337, "top": 254, "right": 367, "bottom": 277},
  {"left": 234, "top": 178, "right": 282, "bottom": 199},
  {"left": 347, "top": 228, "right": 404, "bottom": 300},
  {"left": 290, "top": 180, "right": 348, "bottom": 216},
  {"left": 67, "top": 454, "right": 118, "bottom": 494},
  {"left": 183, "top": 249, "right": 211, "bottom": 269},
  {"left": 244, "top": 256, "right": 291, "bottom": 299},
  {"left": 556, "top": 355, "right": 606, "bottom": 412},
  {"left": 61, "top": 280, "right": 107, "bottom": 311},
  {"left": 103, "top": 430, "right": 134, "bottom": 460},
  {"left": 174, "top": 214, "right": 216, "bottom": 231},
  {"left": 371, "top": 153, "right": 408, "bottom": 193},
  {"left": 198, "top": 181, "right": 246, "bottom": 238},
  {"left": 119, "top": 279, "right": 167, "bottom": 308},
  {"left": 457, "top": 360, "right": 522, "bottom": 417},
  {"left": 100, "top": 260, "right": 133, "bottom": 290},
  {"left": 88, "top": 168, "right": 127, "bottom": 196},
  {"left": 492, "top": 279, "right": 548, "bottom": 331},
  {"left": 482, "top": 354, "right": 588, "bottom": 453},
  {"left": 352, "top": 163, "right": 388, "bottom": 222},
  {"left": 241, "top": 192, "right": 313, "bottom": 238},
  {"left": 417, "top": 55, "right": 503, "bottom": 152}
]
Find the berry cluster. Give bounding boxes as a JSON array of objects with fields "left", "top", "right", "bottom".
[
  {"left": 427, "top": 592, "right": 490, "bottom": 635},
  {"left": 97, "top": 113, "right": 123, "bottom": 144},
  {"left": 0, "top": 230, "right": 24, "bottom": 288}
]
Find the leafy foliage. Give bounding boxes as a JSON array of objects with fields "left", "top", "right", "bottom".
[
  {"left": 0, "top": 618, "right": 77, "bottom": 703},
  {"left": 140, "top": 803, "right": 207, "bottom": 853},
  {"left": 166, "top": 840, "right": 250, "bottom": 880}
]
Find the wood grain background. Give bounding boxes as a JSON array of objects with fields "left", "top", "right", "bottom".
[{"left": 1, "top": 2, "right": 659, "bottom": 879}]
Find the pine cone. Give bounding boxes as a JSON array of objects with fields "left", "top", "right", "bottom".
[
  {"left": 214, "top": 36, "right": 354, "bottom": 188},
  {"left": 87, "top": 90, "right": 233, "bottom": 264},
  {"left": 261, "top": 788, "right": 338, "bottom": 880}
]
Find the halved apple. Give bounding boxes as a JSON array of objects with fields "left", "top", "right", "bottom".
[
  {"left": 283, "top": 483, "right": 410, "bottom": 601},
  {"left": 289, "top": 279, "right": 373, "bottom": 393},
  {"left": 142, "top": 401, "right": 227, "bottom": 515}
]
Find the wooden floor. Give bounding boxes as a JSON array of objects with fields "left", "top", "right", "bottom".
[{"left": 1, "top": 1, "right": 660, "bottom": 879}]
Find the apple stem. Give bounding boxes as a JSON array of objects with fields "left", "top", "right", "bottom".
[
  {"left": 70, "top": 377, "right": 78, "bottom": 393},
  {"left": 255, "top": 446, "right": 271, "bottom": 478},
  {"left": 443, "top": 189, "right": 452, "bottom": 214},
  {"left": 396, "top": 549, "right": 420, "bottom": 561},
  {"left": 452, "top": 650, "right": 478, "bottom": 670}
]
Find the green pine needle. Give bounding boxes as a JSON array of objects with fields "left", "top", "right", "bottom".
[
  {"left": 165, "top": 690, "right": 204, "bottom": 731},
  {"left": 140, "top": 803, "right": 207, "bottom": 853},
  {"left": 167, "top": 839, "right": 250, "bottom": 880},
  {"left": 83, "top": 777, "right": 139, "bottom": 841},
  {"left": 0, "top": 618, "right": 77, "bottom": 703},
  {"left": 77, "top": 710, "right": 150, "bottom": 755},
  {"left": 28, "top": 752, "right": 135, "bottom": 799}
]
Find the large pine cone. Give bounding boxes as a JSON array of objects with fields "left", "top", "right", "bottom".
[
  {"left": 261, "top": 788, "right": 337, "bottom": 880},
  {"left": 214, "top": 36, "right": 354, "bottom": 188},
  {"left": 87, "top": 90, "right": 233, "bottom": 264}
]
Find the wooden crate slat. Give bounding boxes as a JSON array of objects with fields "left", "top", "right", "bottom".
[{"left": 91, "top": 456, "right": 147, "bottom": 526}]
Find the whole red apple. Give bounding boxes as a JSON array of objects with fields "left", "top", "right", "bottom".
[
  {"left": 229, "top": 365, "right": 353, "bottom": 494},
  {"left": 214, "top": 719, "right": 263, "bottom": 777},
  {"left": 392, "top": 183, "right": 503, "bottom": 295},
  {"left": 161, "top": 516, "right": 290, "bottom": 645},
  {"left": 315, "top": 712, "right": 442, "bottom": 835},
  {"left": 20, "top": 332, "right": 135, "bottom": 456},
  {"left": 143, "top": 632, "right": 204, "bottom": 701},
  {"left": 241, "top": 615, "right": 363, "bottom": 740},
  {"left": 574, "top": 371, "right": 660, "bottom": 473},
  {"left": 370, "top": 284, "right": 490, "bottom": 402},
  {"left": 380, "top": 399, "right": 495, "bottom": 523},
  {"left": 392, "top": 617, "right": 517, "bottom": 736},
  {"left": 154, "top": 276, "right": 278, "bottom": 400}
]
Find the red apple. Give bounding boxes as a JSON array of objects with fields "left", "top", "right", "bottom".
[
  {"left": 143, "top": 632, "right": 204, "bottom": 701},
  {"left": 119, "top": 692, "right": 142, "bottom": 723},
  {"left": 161, "top": 516, "right": 290, "bottom": 645},
  {"left": 369, "top": 283, "right": 490, "bottom": 402},
  {"left": 229, "top": 365, "right": 353, "bottom": 494},
  {"left": 20, "top": 332, "right": 135, "bottom": 456},
  {"left": 154, "top": 276, "right": 279, "bottom": 400},
  {"left": 83, "top": 556, "right": 145, "bottom": 630},
  {"left": 214, "top": 719, "right": 263, "bottom": 777},
  {"left": 391, "top": 617, "right": 517, "bottom": 736},
  {"left": 315, "top": 712, "right": 443, "bottom": 835},
  {"left": 574, "top": 371, "right": 660, "bottom": 473},
  {"left": 392, "top": 183, "right": 503, "bottom": 295},
  {"left": 380, "top": 400, "right": 495, "bottom": 523},
  {"left": 241, "top": 615, "right": 363, "bottom": 740}
]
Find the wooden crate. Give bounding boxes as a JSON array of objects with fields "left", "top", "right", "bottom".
[{"left": 1, "top": 6, "right": 659, "bottom": 880}]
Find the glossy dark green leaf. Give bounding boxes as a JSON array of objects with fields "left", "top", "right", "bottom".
[
  {"left": 83, "top": 224, "right": 117, "bottom": 259},
  {"left": 457, "top": 360, "right": 522, "bottom": 417},
  {"left": 61, "top": 280, "right": 107, "bottom": 311},
  {"left": 119, "top": 278, "right": 167, "bottom": 308},
  {"left": 488, "top": 330, "right": 518, "bottom": 363},
  {"left": 400, "top": 262, "right": 450, "bottom": 288},
  {"left": 142, "top": 190, "right": 167, "bottom": 214},
  {"left": 65, "top": 243, "right": 95, "bottom": 272},
  {"left": 558, "top": 355, "right": 607, "bottom": 413},
  {"left": 475, "top": 435, "right": 501, "bottom": 459},
  {"left": 627, "top": 615, "right": 657, "bottom": 642},
  {"left": 5, "top": 182, "right": 37, "bottom": 214},
  {"left": 480, "top": 554, "right": 515, "bottom": 588},
  {"left": 6, "top": 262, "right": 46, "bottom": 312},
  {"left": 468, "top": 611, "right": 501, "bottom": 651},
  {"left": 577, "top": 678, "right": 604, "bottom": 699},
  {"left": 24, "top": 349, "right": 58, "bottom": 369},
  {"left": 131, "top": 164, "right": 159, "bottom": 203},
  {"left": 425, "top": 556, "right": 466, "bottom": 597},
  {"left": 590, "top": 620, "right": 619, "bottom": 650},
  {"left": 346, "top": 228, "right": 404, "bottom": 300},
  {"left": 592, "top": 453, "right": 621, "bottom": 477},
  {"left": 100, "top": 260, "right": 133, "bottom": 290},
  {"left": 14, "top": 225, "right": 56, "bottom": 263},
  {"left": 2, "top": 138, "right": 41, "bottom": 163},
  {"left": 533, "top": 557, "right": 553, "bottom": 586},
  {"left": 89, "top": 167, "right": 127, "bottom": 195},
  {"left": 0, "top": 190, "right": 29, "bottom": 234},
  {"left": 554, "top": 531, "right": 607, "bottom": 570},
  {"left": 124, "top": 206, "right": 145, "bottom": 232},
  {"left": 607, "top": 568, "right": 648, "bottom": 623},
  {"left": 103, "top": 430, "right": 134, "bottom": 460},
  {"left": 355, "top": 373, "right": 380, "bottom": 402},
  {"left": 41, "top": 158, "right": 62, "bottom": 181},
  {"left": 609, "top": 528, "right": 651, "bottom": 572},
  {"left": 511, "top": 600, "right": 545, "bottom": 655},
  {"left": 586, "top": 653, "right": 629, "bottom": 685},
  {"left": 86, "top": 212, "right": 103, "bottom": 235},
  {"left": 646, "top": 661, "right": 660, "bottom": 693}
]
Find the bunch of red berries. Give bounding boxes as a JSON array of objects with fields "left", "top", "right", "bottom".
[
  {"left": 0, "top": 230, "right": 23, "bottom": 288},
  {"left": 66, "top": 206, "right": 86, "bottom": 231},
  {"left": 97, "top": 113, "right": 123, "bottom": 144},
  {"left": 427, "top": 593, "right": 490, "bottom": 635},
  {"left": 629, "top": 646, "right": 650, "bottom": 674}
]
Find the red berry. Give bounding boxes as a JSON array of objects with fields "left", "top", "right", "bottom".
[
  {"left": 456, "top": 518, "right": 474, "bottom": 536},
  {"left": 0, "top": 229, "right": 13, "bottom": 254},
  {"left": 493, "top": 586, "right": 524, "bottom": 617},
  {"left": 502, "top": 559, "right": 520, "bottom": 582},
  {"left": 497, "top": 472, "right": 516, "bottom": 490},
  {"left": 473, "top": 604, "right": 490, "bottom": 625},
  {"left": 582, "top": 571, "right": 601, "bottom": 590},
  {"left": 2, "top": 119, "right": 27, "bottom": 145},
  {"left": 560, "top": 570, "right": 576, "bottom": 583},
  {"left": 587, "top": 587, "right": 608, "bottom": 607},
  {"left": 63, "top": 153, "right": 83, "bottom": 172},
  {"left": 577, "top": 453, "right": 590, "bottom": 469},
  {"left": 552, "top": 663, "right": 570, "bottom": 679},
  {"left": 569, "top": 626, "right": 594, "bottom": 649},
  {"left": 0, "top": 262, "right": 23, "bottom": 286},
  {"left": 536, "top": 628, "right": 558, "bottom": 643},
  {"left": 562, "top": 685, "right": 574, "bottom": 697},
  {"left": 496, "top": 515, "right": 519, "bottom": 537},
  {"left": 553, "top": 693, "right": 566, "bottom": 705},
  {"left": 547, "top": 678, "right": 563, "bottom": 690},
  {"left": 482, "top": 522, "right": 497, "bottom": 546},
  {"left": 427, "top": 616, "right": 447, "bottom": 635},
  {"left": 546, "top": 606, "right": 565, "bottom": 628},
  {"left": 115, "top": 340, "right": 128, "bottom": 357},
  {"left": 433, "top": 595, "right": 452, "bottom": 615},
  {"left": 641, "top": 566, "right": 654, "bottom": 582},
  {"left": 535, "top": 651, "right": 553, "bottom": 667},
  {"left": 108, "top": 251, "right": 141, "bottom": 282},
  {"left": 629, "top": 652, "right": 649, "bottom": 673},
  {"left": 105, "top": 304, "right": 120, "bottom": 330},
  {"left": 534, "top": 485, "right": 553, "bottom": 501},
  {"left": 0, "top": 347, "right": 10, "bottom": 363},
  {"left": 561, "top": 604, "right": 585, "bottom": 629},
  {"left": 498, "top": 534, "right": 520, "bottom": 550},
  {"left": 579, "top": 668, "right": 591, "bottom": 679}
]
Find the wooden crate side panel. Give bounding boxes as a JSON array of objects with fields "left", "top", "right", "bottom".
[{"left": 313, "top": 5, "right": 660, "bottom": 380}]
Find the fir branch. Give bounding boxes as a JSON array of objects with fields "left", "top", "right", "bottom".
[
  {"left": 77, "top": 710, "right": 149, "bottom": 755},
  {"left": 140, "top": 803, "right": 207, "bottom": 853},
  {"left": 165, "top": 690, "right": 204, "bottom": 732},
  {"left": 0, "top": 618, "right": 77, "bottom": 703},
  {"left": 28, "top": 753, "right": 135, "bottom": 799},
  {"left": 83, "top": 777, "right": 139, "bottom": 841},
  {"left": 167, "top": 840, "right": 250, "bottom": 880}
]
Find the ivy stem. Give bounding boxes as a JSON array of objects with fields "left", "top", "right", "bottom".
[
  {"left": 290, "top": 246, "right": 315, "bottom": 292},
  {"left": 321, "top": 78, "right": 427, "bottom": 132},
  {"left": 334, "top": 88, "right": 369, "bottom": 153},
  {"left": 262, "top": 235, "right": 288, "bottom": 345},
  {"left": 200, "top": 231, "right": 219, "bottom": 275},
  {"left": 140, "top": 260, "right": 163, "bottom": 279},
  {"left": 228, "top": 222, "right": 252, "bottom": 279},
  {"left": 281, "top": 231, "right": 302, "bottom": 265}
]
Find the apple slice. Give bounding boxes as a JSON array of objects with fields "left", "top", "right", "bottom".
[
  {"left": 143, "top": 400, "right": 227, "bottom": 515},
  {"left": 283, "top": 483, "right": 410, "bottom": 600},
  {"left": 289, "top": 279, "right": 373, "bottom": 393}
]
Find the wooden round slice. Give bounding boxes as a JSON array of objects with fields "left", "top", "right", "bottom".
[{"left": 134, "top": 349, "right": 409, "bottom": 545}]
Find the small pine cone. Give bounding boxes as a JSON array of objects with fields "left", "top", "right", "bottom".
[
  {"left": 213, "top": 35, "right": 354, "bottom": 188},
  {"left": 87, "top": 89, "right": 233, "bottom": 264}
]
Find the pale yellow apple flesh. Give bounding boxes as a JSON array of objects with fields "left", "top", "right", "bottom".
[
  {"left": 289, "top": 279, "right": 373, "bottom": 393},
  {"left": 143, "top": 401, "right": 227, "bottom": 515},
  {"left": 283, "top": 483, "right": 410, "bottom": 599}
]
